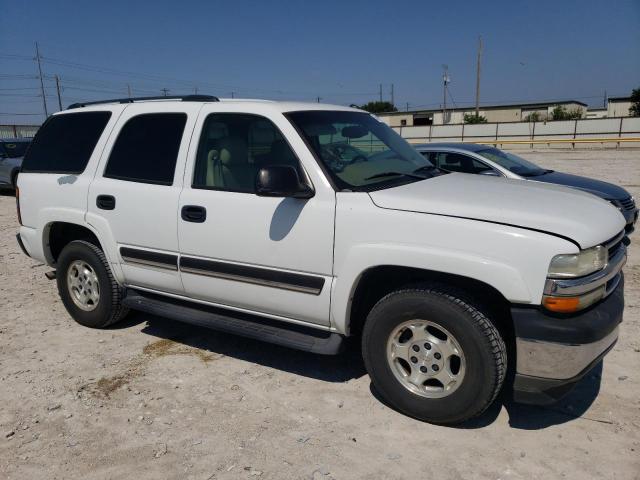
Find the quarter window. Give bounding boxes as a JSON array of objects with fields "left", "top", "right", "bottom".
[
  {"left": 192, "top": 113, "right": 302, "bottom": 193},
  {"left": 104, "top": 113, "right": 187, "bottom": 185},
  {"left": 21, "top": 112, "right": 111, "bottom": 174}
]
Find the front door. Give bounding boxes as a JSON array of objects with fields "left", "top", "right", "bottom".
[{"left": 178, "top": 108, "right": 335, "bottom": 326}]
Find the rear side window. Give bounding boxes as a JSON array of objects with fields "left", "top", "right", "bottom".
[
  {"left": 104, "top": 113, "right": 187, "bottom": 185},
  {"left": 21, "top": 112, "right": 111, "bottom": 173}
]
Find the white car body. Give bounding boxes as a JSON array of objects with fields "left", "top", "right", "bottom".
[{"left": 15, "top": 97, "right": 627, "bottom": 410}]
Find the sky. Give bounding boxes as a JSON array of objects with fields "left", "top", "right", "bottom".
[{"left": 1, "top": 0, "right": 639, "bottom": 124}]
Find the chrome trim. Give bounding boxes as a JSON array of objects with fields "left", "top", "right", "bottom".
[
  {"left": 121, "top": 255, "right": 178, "bottom": 271},
  {"left": 124, "top": 284, "right": 334, "bottom": 332},
  {"left": 544, "top": 245, "right": 627, "bottom": 296},
  {"left": 516, "top": 327, "right": 618, "bottom": 379},
  {"left": 179, "top": 265, "right": 322, "bottom": 295},
  {"left": 603, "top": 230, "right": 625, "bottom": 252}
]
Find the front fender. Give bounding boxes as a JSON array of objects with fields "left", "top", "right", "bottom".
[
  {"left": 331, "top": 193, "right": 577, "bottom": 335},
  {"left": 330, "top": 243, "right": 530, "bottom": 334}
]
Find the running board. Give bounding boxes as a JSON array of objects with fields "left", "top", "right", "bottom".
[{"left": 122, "top": 289, "right": 345, "bottom": 355}]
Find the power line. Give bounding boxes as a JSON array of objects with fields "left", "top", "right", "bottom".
[{"left": 0, "top": 112, "right": 43, "bottom": 115}]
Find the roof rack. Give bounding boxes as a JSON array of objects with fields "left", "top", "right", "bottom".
[{"left": 67, "top": 95, "right": 219, "bottom": 110}]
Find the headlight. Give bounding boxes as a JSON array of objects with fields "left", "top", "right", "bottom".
[{"left": 547, "top": 245, "right": 607, "bottom": 279}]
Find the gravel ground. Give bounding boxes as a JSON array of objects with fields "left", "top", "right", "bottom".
[{"left": 1, "top": 148, "right": 639, "bottom": 480}]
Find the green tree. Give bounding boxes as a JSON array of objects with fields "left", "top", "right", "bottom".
[
  {"left": 551, "top": 105, "right": 583, "bottom": 121},
  {"left": 524, "top": 112, "right": 541, "bottom": 122},
  {"left": 630, "top": 88, "right": 640, "bottom": 117},
  {"left": 463, "top": 113, "right": 487, "bottom": 124},
  {"left": 357, "top": 101, "right": 397, "bottom": 114},
  {"left": 566, "top": 108, "right": 584, "bottom": 120},
  {"left": 551, "top": 105, "right": 568, "bottom": 120}
]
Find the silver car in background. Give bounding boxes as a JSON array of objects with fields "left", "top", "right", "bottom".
[{"left": 0, "top": 138, "right": 31, "bottom": 190}]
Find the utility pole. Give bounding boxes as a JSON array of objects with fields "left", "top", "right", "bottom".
[
  {"left": 442, "top": 64, "right": 449, "bottom": 124},
  {"left": 127, "top": 83, "right": 132, "bottom": 98},
  {"left": 231, "top": 91, "right": 235, "bottom": 99},
  {"left": 379, "top": 84, "right": 383, "bottom": 102},
  {"left": 475, "top": 36, "right": 483, "bottom": 118},
  {"left": 316, "top": 96, "right": 322, "bottom": 103},
  {"left": 406, "top": 102, "right": 409, "bottom": 112},
  {"left": 160, "top": 88, "right": 170, "bottom": 96},
  {"left": 390, "top": 83, "right": 394, "bottom": 107},
  {"left": 194, "top": 86, "right": 198, "bottom": 94},
  {"left": 603, "top": 90, "right": 607, "bottom": 109},
  {"left": 35, "top": 42, "right": 48, "bottom": 117},
  {"left": 54, "top": 75, "right": 63, "bottom": 110}
]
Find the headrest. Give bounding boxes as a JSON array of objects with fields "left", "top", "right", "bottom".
[{"left": 218, "top": 137, "right": 248, "bottom": 166}]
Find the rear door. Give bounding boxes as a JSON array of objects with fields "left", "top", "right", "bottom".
[{"left": 87, "top": 102, "right": 200, "bottom": 294}]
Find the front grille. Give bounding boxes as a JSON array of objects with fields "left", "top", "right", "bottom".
[
  {"left": 604, "top": 230, "right": 625, "bottom": 260},
  {"left": 619, "top": 196, "right": 636, "bottom": 211}
]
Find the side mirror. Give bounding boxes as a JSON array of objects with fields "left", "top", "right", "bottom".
[{"left": 255, "top": 165, "right": 314, "bottom": 199}]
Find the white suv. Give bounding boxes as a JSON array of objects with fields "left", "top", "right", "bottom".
[{"left": 15, "top": 95, "right": 627, "bottom": 424}]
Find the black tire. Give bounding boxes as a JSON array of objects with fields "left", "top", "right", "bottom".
[
  {"left": 362, "top": 284, "right": 506, "bottom": 425},
  {"left": 56, "top": 240, "right": 129, "bottom": 328},
  {"left": 11, "top": 170, "right": 19, "bottom": 190}
]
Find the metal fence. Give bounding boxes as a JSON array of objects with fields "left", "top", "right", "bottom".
[
  {"left": 391, "top": 116, "right": 640, "bottom": 149},
  {"left": 0, "top": 124, "right": 40, "bottom": 139}
]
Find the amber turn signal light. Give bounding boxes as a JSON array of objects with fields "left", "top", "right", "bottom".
[{"left": 543, "top": 296, "right": 580, "bottom": 313}]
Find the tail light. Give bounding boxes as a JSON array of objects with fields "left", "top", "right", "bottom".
[{"left": 16, "top": 186, "right": 22, "bottom": 225}]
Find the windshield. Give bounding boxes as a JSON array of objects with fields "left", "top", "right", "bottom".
[
  {"left": 476, "top": 147, "right": 546, "bottom": 176},
  {"left": 1, "top": 141, "right": 30, "bottom": 158},
  {"left": 286, "top": 111, "right": 438, "bottom": 190}
]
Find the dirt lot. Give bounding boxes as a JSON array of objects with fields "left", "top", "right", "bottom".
[{"left": 1, "top": 149, "right": 639, "bottom": 480}]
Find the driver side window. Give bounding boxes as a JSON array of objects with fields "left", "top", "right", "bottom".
[{"left": 192, "top": 113, "right": 303, "bottom": 193}]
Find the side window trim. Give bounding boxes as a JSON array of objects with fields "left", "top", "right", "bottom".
[
  {"left": 103, "top": 112, "right": 188, "bottom": 186},
  {"left": 190, "top": 112, "right": 308, "bottom": 194},
  {"left": 20, "top": 111, "right": 113, "bottom": 174}
]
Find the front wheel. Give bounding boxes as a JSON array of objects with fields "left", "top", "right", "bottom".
[{"left": 362, "top": 285, "right": 506, "bottom": 425}]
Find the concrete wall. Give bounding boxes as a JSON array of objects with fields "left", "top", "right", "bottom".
[
  {"left": 381, "top": 103, "right": 591, "bottom": 127},
  {"left": 392, "top": 116, "right": 640, "bottom": 149},
  {"left": 0, "top": 125, "right": 39, "bottom": 138}
]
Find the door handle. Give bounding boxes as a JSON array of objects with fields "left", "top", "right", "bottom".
[
  {"left": 181, "top": 205, "right": 206, "bottom": 223},
  {"left": 96, "top": 195, "right": 116, "bottom": 210}
]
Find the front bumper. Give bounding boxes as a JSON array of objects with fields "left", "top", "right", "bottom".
[
  {"left": 511, "top": 275, "right": 624, "bottom": 405},
  {"left": 623, "top": 208, "right": 638, "bottom": 234}
]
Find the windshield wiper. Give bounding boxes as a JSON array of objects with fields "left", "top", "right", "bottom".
[{"left": 365, "top": 171, "right": 427, "bottom": 181}]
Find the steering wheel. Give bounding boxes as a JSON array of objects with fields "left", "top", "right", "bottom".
[{"left": 350, "top": 154, "right": 368, "bottom": 164}]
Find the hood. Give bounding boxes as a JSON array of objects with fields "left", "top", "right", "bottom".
[
  {"left": 368, "top": 173, "right": 626, "bottom": 249},
  {"left": 527, "top": 171, "right": 631, "bottom": 201}
]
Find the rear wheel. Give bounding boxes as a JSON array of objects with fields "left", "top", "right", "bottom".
[
  {"left": 56, "top": 240, "right": 128, "bottom": 328},
  {"left": 362, "top": 285, "right": 506, "bottom": 425}
]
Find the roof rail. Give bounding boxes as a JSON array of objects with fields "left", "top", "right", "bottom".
[{"left": 67, "top": 95, "right": 219, "bottom": 110}]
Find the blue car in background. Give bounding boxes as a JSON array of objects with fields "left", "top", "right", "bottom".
[
  {"left": 0, "top": 138, "right": 31, "bottom": 191},
  {"left": 415, "top": 142, "right": 638, "bottom": 234}
]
